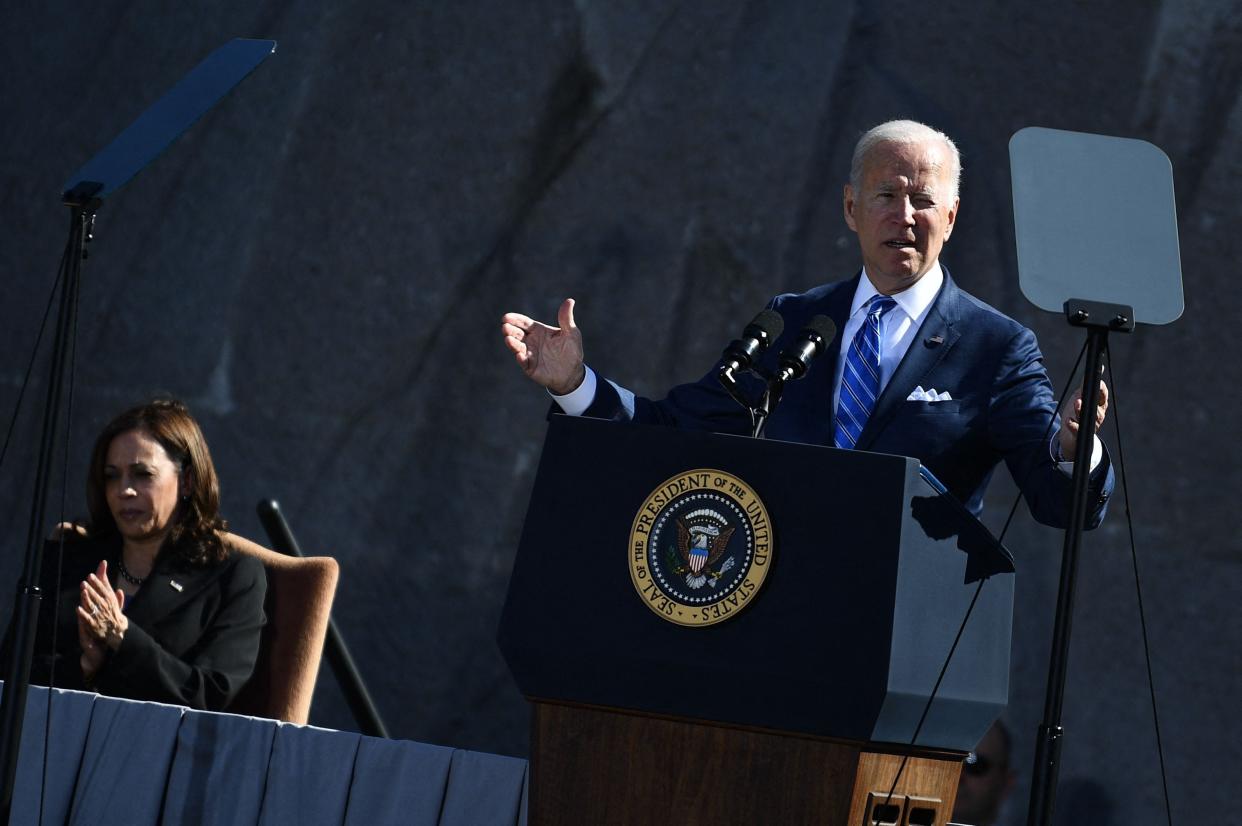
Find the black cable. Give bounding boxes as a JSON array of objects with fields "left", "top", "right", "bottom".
[
  {"left": 997, "top": 341, "right": 1088, "bottom": 545},
  {"left": 879, "top": 579, "right": 985, "bottom": 813},
  {"left": 0, "top": 239, "right": 71, "bottom": 475},
  {"left": 38, "top": 213, "right": 85, "bottom": 824},
  {"left": 1103, "top": 349, "right": 1174, "bottom": 826},
  {"left": 873, "top": 342, "right": 1092, "bottom": 822},
  {"left": 8, "top": 212, "right": 87, "bottom": 826}
]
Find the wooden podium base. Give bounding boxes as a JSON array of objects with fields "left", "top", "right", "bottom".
[{"left": 529, "top": 702, "right": 962, "bottom": 826}]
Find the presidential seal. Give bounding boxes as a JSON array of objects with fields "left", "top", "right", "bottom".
[{"left": 629, "top": 469, "right": 773, "bottom": 627}]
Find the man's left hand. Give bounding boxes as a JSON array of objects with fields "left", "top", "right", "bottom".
[{"left": 1058, "top": 380, "right": 1109, "bottom": 459}]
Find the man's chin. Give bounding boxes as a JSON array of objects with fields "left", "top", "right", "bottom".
[{"left": 867, "top": 262, "right": 926, "bottom": 293}]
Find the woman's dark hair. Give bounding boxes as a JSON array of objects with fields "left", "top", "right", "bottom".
[{"left": 86, "top": 398, "right": 228, "bottom": 565}]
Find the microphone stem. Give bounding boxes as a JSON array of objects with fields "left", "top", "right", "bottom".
[{"left": 753, "top": 382, "right": 780, "bottom": 438}]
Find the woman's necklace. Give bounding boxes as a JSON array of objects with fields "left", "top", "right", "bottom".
[{"left": 117, "top": 556, "right": 147, "bottom": 587}]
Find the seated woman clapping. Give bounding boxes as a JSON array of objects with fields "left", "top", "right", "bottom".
[{"left": 3, "top": 399, "right": 266, "bottom": 711}]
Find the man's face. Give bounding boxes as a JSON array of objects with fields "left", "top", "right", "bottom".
[{"left": 844, "top": 138, "right": 960, "bottom": 295}]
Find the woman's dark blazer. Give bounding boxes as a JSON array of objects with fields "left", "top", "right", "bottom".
[{"left": 2, "top": 532, "right": 266, "bottom": 711}]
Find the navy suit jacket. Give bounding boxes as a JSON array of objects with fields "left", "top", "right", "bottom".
[{"left": 582, "top": 268, "right": 1113, "bottom": 528}]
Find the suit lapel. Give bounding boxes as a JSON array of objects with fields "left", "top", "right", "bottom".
[{"left": 855, "top": 274, "right": 963, "bottom": 451}]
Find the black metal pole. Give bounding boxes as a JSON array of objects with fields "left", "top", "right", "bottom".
[
  {"left": 1027, "top": 300, "right": 1131, "bottom": 826},
  {"left": 255, "top": 499, "right": 390, "bottom": 739},
  {"left": 0, "top": 202, "right": 92, "bottom": 824}
]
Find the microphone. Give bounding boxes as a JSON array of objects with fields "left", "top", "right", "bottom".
[
  {"left": 720, "top": 309, "right": 784, "bottom": 374},
  {"left": 775, "top": 315, "right": 837, "bottom": 382},
  {"left": 718, "top": 309, "right": 784, "bottom": 417}
]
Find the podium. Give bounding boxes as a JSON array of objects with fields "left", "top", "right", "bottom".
[{"left": 499, "top": 416, "right": 1013, "bottom": 825}]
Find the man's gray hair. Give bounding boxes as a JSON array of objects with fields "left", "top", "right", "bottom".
[{"left": 849, "top": 120, "right": 962, "bottom": 200}]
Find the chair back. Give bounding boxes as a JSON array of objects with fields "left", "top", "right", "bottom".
[{"left": 223, "top": 532, "right": 339, "bottom": 724}]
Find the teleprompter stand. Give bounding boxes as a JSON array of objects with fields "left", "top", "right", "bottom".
[
  {"left": 1025, "top": 300, "right": 1132, "bottom": 826},
  {"left": 499, "top": 415, "right": 1016, "bottom": 825},
  {"left": 1010, "top": 126, "right": 1184, "bottom": 825},
  {"left": 0, "top": 38, "right": 275, "bottom": 825},
  {"left": 0, "top": 187, "right": 98, "bottom": 823}
]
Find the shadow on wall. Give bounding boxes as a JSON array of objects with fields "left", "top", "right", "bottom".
[{"left": 1051, "top": 777, "right": 1115, "bottom": 826}]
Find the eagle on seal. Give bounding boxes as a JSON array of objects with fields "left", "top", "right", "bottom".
[{"left": 677, "top": 516, "right": 734, "bottom": 588}]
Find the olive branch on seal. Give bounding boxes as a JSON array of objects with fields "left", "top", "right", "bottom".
[{"left": 663, "top": 544, "right": 688, "bottom": 575}]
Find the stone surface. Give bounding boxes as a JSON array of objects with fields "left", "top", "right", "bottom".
[{"left": 1, "top": 2, "right": 1239, "bottom": 823}]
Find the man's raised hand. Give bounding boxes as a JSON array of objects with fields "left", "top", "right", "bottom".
[
  {"left": 1058, "top": 379, "right": 1109, "bottom": 459},
  {"left": 501, "top": 298, "right": 586, "bottom": 395}
]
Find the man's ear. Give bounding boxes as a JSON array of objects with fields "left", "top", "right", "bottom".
[
  {"left": 843, "top": 184, "right": 859, "bottom": 232},
  {"left": 943, "top": 196, "right": 960, "bottom": 241}
]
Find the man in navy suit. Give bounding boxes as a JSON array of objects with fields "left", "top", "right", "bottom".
[{"left": 502, "top": 120, "right": 1112, "bottom": 527}]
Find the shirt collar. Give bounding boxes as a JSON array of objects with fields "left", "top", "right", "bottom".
[{"left": 851, "top": 262, "right": 944, "bottom": 324}]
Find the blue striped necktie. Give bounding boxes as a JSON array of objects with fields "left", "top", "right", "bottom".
[{"left": 834, "top": 294, "right": 897, "bottom": 449}]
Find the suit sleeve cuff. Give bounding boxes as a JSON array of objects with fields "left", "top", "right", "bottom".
[
  {"left": 548, "top": 366, "right": 597, "bottom": 416},
  {"left": 1052, "top": 433, "right": 1103, "bottom": 476}
]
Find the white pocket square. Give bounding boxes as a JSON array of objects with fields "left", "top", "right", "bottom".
[{"left": 907, "top": 385, "right": 953, "bottom": 402}]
